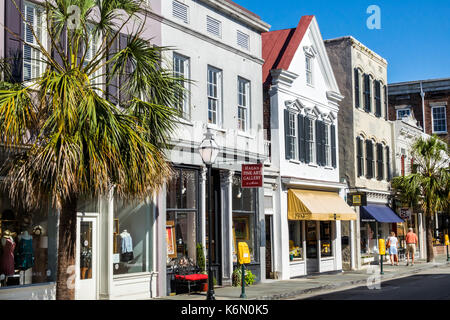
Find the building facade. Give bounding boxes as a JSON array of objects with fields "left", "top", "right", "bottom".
[
  {"left": 325, "top": 36, "right": 401, "bottom": 269},
  {"left": 262, "top": 16, "right": 357, "bottom": 280}
]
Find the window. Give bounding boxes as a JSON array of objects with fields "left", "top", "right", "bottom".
[
  {"left": 286, "top": 112, "right": 297, "bottom": 159},
  {"left": 376, "top": 143, "right": 384, "bottom": 181},
  {"left": 23, "top": 2, "right": 44, "bottom": 81},
  {"left": 305, "top": 56, "right": 313, "bottom": 86},
  {"left": 432, "top": 106, "right": 447, "bottom": 133},
  {"left": 83, "top": 25, "right": 100, "bottom": 85},
  {"left": 375, "top": 80, "right": 382, "bottom": 117},
  {"left": 364, "top": 74, "right": 371, "bottom": 113},
  {"left": 238, "top": 77, "right": 250, "bottom": 132},
  {"left": 207, "top": 66, "right": 222, "bottom": 125},
  {"left": 365, "top": 139, "right": 374, "bottom": 179},
  {"left": 386, "top": 146, "right": 391, "bottom": 181},
  {"left": 354, "top": 68, "right": 360, "bottom": 108},
  {"left": 307, "top": 118, "right": 315, "bottom": 163},
  {"left": 396, "top": 108, "right": 411, "bottom": 119},
  {"left": 237, "top": 31, "right": 250, "bottom": 51},
  {"left": 356, "top": 137, "right": 364, "bottom": 177},
  {"left": 172, "top": 0, "right": 188, "bottom": 24},
  {"left": 288, "top": 221, "right": 303, "bottom": 260},
  {"left": 324, "top": 125, "right": 331, "bottom": 167},
  {"left": 232, "top": 175, "right": 257, "bottom": 262},
  {"left": 173, "top": 53, "right": 190, "bottom": 118},
  {"left": 320, "top": 222, "right": 333, "bottom": 257},
  {"left": 207, "top": 16, "right": 221, "bottom": 38}
]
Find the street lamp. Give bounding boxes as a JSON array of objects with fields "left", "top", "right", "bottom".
[{"left": 198, "top": 128, "right": 220, "bottom": 300}]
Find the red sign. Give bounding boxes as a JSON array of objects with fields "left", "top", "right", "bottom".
[{"left": 241, "top": 163, "right": 263, "bottom": 188}]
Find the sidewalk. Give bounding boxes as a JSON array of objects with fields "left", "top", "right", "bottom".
[{"left": 160, "top": 255, "right": 450, "bottom": 300}]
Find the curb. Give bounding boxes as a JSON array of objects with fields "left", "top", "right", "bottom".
[{"left": 249, "top": 260, "right": 450, "bottom": 300}]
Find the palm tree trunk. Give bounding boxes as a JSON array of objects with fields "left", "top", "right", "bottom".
[
  {"left": 425, "top": 212, "right": 435, "bottom": 262},
  {"left": 56, "top": 196, "right": 78, "bottom": 300}
]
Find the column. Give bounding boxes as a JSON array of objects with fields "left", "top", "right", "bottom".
[
  {"left": 220, "top": 170, "right": 233, "bottom": 285},
  {"left": 355, "top": 207, "right": 362, "bottom": 269},
  {"left": 199, "top": 166, "right": 207, "bottom": 253},
  {"left": 156, "top": 184, "right": 167, "bottom": 297}
]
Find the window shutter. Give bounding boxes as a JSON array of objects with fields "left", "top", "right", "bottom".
[
  {"left": 237, "top": 31, "right": 250, "bottom": 50},
  {"left": 386, "top": 146, "right": 391, "bottom": 181},
  {"left": 284, "top": 110, "right": 291, "bottom": 160},
  {"left": 107, "top": 36, "right": 119, "bottom": 105},
  {"left": 5, "top": 0, "right": 23, "bottom": 82},
  {"left": 298, "top": 114, "right": 306, "bottom": 163},
  {"left": 384, "top": 85, "right": 388, "bottom": 120},
  {"left": 357, "top": 138, "right": 363, "bottom": 177},
  {"left": 206, "top": 16, "right": 221, "bottom": 38},
  {"left": 364, "top": 74, "right": 371, "bottom": 113},
  {"left": 119, "top": 33, "right": 131, "bottom": 106},
  {"left": 331, "top": 124, "right": 336, "bottom": 168},
  {"left": 315, "top": 120, "right": 321, "bottom": 165},
  {"left": 375, "top": 81, "right": 381, "bottom": 117},
  {"left": 354, "top": 68, "right": 360, "bottom": 108},
  {"left": 377, "top": 143, "right": 384, "bottom": 180},
  {"left": 172, "top": 0, "right": 188, "bottom": 23},
  {"left": 366, "top": 140, "right": 373, "bottom": 179},
  {"left": 305, "top": 118, "right": 311, "bottom": 163}
]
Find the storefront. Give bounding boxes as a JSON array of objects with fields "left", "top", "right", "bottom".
[
  {"left": 0, "top": 194, "right": 58, "bottom": 299},
  {"left": 360, "top": 204, "right": 404, "bottom": 261},
  {"left": 286, "top": 189, "right": 357, "bottom": 278}
]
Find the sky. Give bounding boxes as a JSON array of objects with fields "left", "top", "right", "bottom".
[{"left": 235, "top": 0, "right": 450, "bottom": 84}]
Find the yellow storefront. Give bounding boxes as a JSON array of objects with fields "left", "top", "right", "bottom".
[{"left": 287, "top": 189, "right": 357, "bottom": 277}]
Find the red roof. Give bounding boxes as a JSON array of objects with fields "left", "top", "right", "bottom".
[
  {"left": 262, "top": 16, "right": 314, "bottom": 86},
  {"left": 223, "top": 0, "right": 261, "bottom": 19}
]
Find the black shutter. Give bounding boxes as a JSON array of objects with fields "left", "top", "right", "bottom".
[
  {"left": 377, "top": 143, "right": 384, "bottom": 180},
  {"left": 386, "top": 146, "right": 391, "bottom": 181},
  {"left": 384, "top": 85, "right": 388, "bottom": 120},
  {"left": 284, "top": 110, "right": 291, "bottom": 160},
  {"left": 366, "top": 140, "right": 373, "bottom": 179},
  {"left": 364, "top": 74, "right": 371, "bottom": 113},
  {"left": 52, "top": 26, "right": 67, "bottom": 70},
  {"left": 5, "top": 0, "right": 23, "bottom": 82},
  {"left": 331, "top": 124, "right": 336, "bottom": 168},
  {"left": 305, "top": 118, "right": 311, "bottom": 163},
  {"left": 357, "top": 138, "right": 363, "bottom": 177},
  {"left": 354, "top": 68, "right": 360, "bottom": 109},
  {"left": 375, "top": 80, "right": 381, "bottom": 117},
  {"left": 119, "top": 33, "right": 131, "bottom": 105},
  {"left": 107, "top": 36, "right": 119, "bottom": 105},
  {"left": 315, "top": 120, "right": 322, "bottom": 165},
  {"left": 298, "top": 114, "right": 306, "bottom": 163}
]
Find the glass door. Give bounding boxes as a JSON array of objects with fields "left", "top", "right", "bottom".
[{"left": 76, "top": 216, "right": 97, "bottom": 300}]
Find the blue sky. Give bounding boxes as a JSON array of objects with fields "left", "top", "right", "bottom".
[{"left": 236, "top": 0, "right": 450, "bottom": 83}]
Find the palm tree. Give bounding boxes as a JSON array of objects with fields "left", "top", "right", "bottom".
[
  {"left": 392, "top": 135, "right": 449, "bottom": 262},
  {"left": 0, "top": 0, "right": 184, "bottom": 299}
]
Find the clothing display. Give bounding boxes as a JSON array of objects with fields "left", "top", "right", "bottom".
[
  {"left": 16, "top": 237, "right": 34, "bottom": 270},
  {"left": 120, "top": 231, "right": 134, "bottom": 262},
  {"left": 0, "top": 238, "right": 16, "bottom": 276}
]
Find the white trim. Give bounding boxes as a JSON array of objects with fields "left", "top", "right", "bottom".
[{"left": 431, "top": 105, "right": 447, "bottom": 134}]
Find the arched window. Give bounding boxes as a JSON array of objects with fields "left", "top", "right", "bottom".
[
  {"left": 374, "top": 80, "right": 382, "bottom": 117},
  {"left": 364, "top": 74, "right": 372, "bottom": 113},
  {"left": 354, "top": 68, "right": 361, "bottom": 109}
]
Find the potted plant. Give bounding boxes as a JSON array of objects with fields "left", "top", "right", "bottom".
[{"left": 196, "top": 243, "right": 208, "bottom": 292}]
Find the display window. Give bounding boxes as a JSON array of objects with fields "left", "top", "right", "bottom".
[
  {"left": 113, "top": 197, "right": 153, "bottom": 275},
  {"left": 0, "top": 195, "right": 57, "bottom": 288},
  {"left": 320, "top": 221, "right": 333, "bottom": 257},
  {"left": 232, "top": 175, "right": 257, "bottom": 263},
  {"left": 288, "top": 220, "right": 303, "bottom": 260},
  {"left": 166, "top": 167, "right": 199, "bottom": 266}
]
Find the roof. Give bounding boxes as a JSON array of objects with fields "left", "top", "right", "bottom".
[
  {"left": 262, "top": 16, "right": 314, "bottom": 86},
  {"left": 223, "top": 0, "right": 261, "bottom": 19}
]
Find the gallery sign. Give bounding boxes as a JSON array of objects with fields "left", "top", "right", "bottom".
[
  {"left": 399, "top": 207, "right": 411, "bottom": 220},
  {"left": 241, "top": 163, "right": 263, "bottom": 188},
  {"left": 347, "top": 192, "right": 367, "bottom": 207}
]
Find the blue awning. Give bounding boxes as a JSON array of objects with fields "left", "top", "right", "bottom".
[{"left": 360, "top": 205, "right": 404, "bottom": 223}]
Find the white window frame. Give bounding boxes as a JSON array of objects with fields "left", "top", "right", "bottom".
[
  {"left": 237, "top": 77, "right": 250, "bottom": 132},
  {"left": 324, "top": 124, "right": 331, "bottom": 167},
  {"left": 23, "top": 1, "right": 46, "bottom": 82},
  {"left": 396, "top": 108, "right": 411, "bottom": 120},
  {"left": 307, "top": 117, "right": 315, "bottom": 163},
  {"left": 206, "top": 15, "right": 222, "bottom": 38},
  {"left": 288, "top": 111, "right": 298, "bottom": 160},
  {"left": 431, "top": 105, "right": 447, "bottom": 134},
  {"left": 305, "top": 56, "right": 313, "bottom": 86},
  {"left": 172, "top": 0, "right": 189, "bottom": 24},
  {"left": 173, "top": 53, "right": 190, "bottom": 119},
  {"left": 207, "top": 66, "right": 222, "bottom": 126},
  {"left": 237, "top": 30, "right": 250, "bottom": 51}
]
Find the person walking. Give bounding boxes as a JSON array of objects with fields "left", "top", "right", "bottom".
[
  {"left": 387, "top": 232, "right": 399, "bottom": 266},
  {"left": 405, "top": 228, "right": 418, "bottom": 266}
]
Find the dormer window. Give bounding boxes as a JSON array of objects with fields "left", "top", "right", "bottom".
[{"left": 396, "top": 108, "right": 411, "bottom": 120}]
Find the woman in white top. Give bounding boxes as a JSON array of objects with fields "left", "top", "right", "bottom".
[{"left": 387, "top": 231, "right": 399, "bottom": 266}]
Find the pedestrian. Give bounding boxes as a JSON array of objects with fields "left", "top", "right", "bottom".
[
  {"left": 387, "top": 231, "right": 399, "bottom": 266},
  {"left": 405, "top": 228, "right": 418, "bottom": 266}
]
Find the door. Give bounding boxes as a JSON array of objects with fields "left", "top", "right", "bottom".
[
  {"left": 306, "top": 221, "right": 318, "bottom": 273},
  {"left": 265, "top": 215, "right": 273, "bottom": 279},
  {"left": 76, "top": 216, "right": 97, "bottom": 300}
]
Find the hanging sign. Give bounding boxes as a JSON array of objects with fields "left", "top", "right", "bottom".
[
  {"left": 399, "top": 208, "right": 411, "bottom": 220},
  {"left": 241, "top": 163, "right": 263, "bottom": 188},
  {"left": 347, "top": 192, "right": 367, "bottom": 207}
]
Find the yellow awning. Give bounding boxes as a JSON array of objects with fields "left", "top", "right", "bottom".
[{"left": 288, "top": 189, "right": 357, "bottom": 221}]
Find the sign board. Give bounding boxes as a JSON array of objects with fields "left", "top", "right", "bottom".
[
  {"left": 399, "top": 207, "right": 411, "bottom": 220},
  {"left": 378, "top": 238, "right": 386, "bottom": 255},
  {"left": 347, "top": 192, "right": 367, "bottom": 207},
  {"left": 241, "top": 163, "right": 263, "bottom": 188},
  {"left": 238, "top": 242, "right": 251, "bottom": 264},
  {"left": 445, "top": 234, "right": 449, "bottom": 246}
]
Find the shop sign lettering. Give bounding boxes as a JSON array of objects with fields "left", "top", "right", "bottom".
[{"left": 241, "top": 163, "right": 263, "bottom": 188}]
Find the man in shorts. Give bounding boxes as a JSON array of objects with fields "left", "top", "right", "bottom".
[{"left": 405, "top": 228, "right": 418, "bottom": 266}]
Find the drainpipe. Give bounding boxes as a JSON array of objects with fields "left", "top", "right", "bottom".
[{"left": 420, "top": 81, "right": 426, "bottom": 132}]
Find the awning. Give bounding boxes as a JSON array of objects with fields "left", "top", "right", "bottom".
[
  {"left": 360, "top": 205, "right": 404, "bottom": 223},
  {"left": 288, "top": 189, "right": 357, "bottom": 221}
]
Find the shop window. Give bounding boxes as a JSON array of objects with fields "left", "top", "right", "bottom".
[
  {"left": 320, "top": 221, "right": 333, "bottom": 257},
  {"left": 232, "top": 175, "right": 256, "bottom": 262},
  {"left": 288, "top": 221, "right": 303, "bottom": 260},
  {"left": 0, "top": 195, "right": 57, "bottom": 288},
  {"left": 113, "top": 197, "right": 153, "bottom": 275},
  {"left": 166, "top": 168, "right": 199, "bottom": 266}
]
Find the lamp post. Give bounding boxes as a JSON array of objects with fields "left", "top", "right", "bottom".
[{"left": 199, "top": 129, "right": 220, "bottom": 300}]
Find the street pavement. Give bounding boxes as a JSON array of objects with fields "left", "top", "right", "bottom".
[{"left": 159, "top": 255, "right": 450, "bottom": 300}]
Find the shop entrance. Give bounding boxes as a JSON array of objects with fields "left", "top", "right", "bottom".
[
  {"left": 76, "top": 215, "right": 98, "bottom": 300},
  {"left": 265, "top": 215, "right": 273, "bottom": 279},
  {"left": 306, "top": 221, "right": 318, "bottom": 273}
]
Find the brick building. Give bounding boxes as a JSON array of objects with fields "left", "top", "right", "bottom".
[{"left": 388, "top": 78, "right": 450, "bottom": 144}]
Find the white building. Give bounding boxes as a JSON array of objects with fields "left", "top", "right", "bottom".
[{"left": 262, "top": 16, "right": 356, "bottom": 280}]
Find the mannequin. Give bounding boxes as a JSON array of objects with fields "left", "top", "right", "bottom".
[
  {"left": 0, "top": 231, "right": 16, "bottom": 276},
  {"left": 17, "top": 231, "right": 34, "bottom": 271},
  {"left": 120, "top": 230, "right": 134, "bottom": 262}
]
